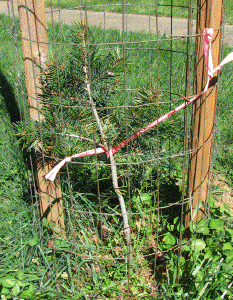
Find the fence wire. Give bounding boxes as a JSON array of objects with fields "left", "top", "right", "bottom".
[{"left": 3, "top": 0, "right": 232, "bottom": 299}]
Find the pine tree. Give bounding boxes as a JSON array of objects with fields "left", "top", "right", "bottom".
[
  {"left": 15, "top": 23, "right": 134, "bottom": 263},
  {"left": 15, "top": 23, "right": 124, "bottom": 159}
]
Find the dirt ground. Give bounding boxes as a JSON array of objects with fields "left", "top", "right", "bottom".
[{"left": 212, "top": 174, "right": 233, "bottom": 210}]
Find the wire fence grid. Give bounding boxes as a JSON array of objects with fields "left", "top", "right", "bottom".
[{"left": 2, "top": 0, "right": 230, "bottom": 298}]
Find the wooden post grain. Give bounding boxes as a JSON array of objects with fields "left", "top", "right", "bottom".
[
  {"left": 17, "top": 0, "right": 65, "bottom": 237},
  {"left": 185, "top": 0, "right": 224, "bottom": 228}
]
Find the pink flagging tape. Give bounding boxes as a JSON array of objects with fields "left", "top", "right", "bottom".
[
  {"left": 45, "top": 147, "right": 105, "bottom": 181},
  {"left": 106, "top": 91, "right": 204, "bottom": 158},
  {"left": 204, "top": 28, "right": 233, "bottom": 79},
  {"left": 204, "top": 28, "right": 214, "bottom": 78},
  {"left": 45, "top": 28, "right": 233, "bottom": 182},
  {"left": 107, "top": 28, "right": 233, "bottom": 157},
  {"left": 214, "top": 51, "right": 233, "bottom": 73}
]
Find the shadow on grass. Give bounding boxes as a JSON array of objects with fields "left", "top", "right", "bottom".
[
  {"left": 0, "top": 67, "right": 21, "bottom": 123},
  {"left": 0, "top": 68, "right": 34, "bottom": 204}
]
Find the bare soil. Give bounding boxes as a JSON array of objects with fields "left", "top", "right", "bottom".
[{"left": 212, "top": 174, "right": 233, "bottom": 210}]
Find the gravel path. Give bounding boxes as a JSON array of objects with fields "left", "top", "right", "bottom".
[{"left": 1, "top": 0, "right": 233, "bottom": 46}]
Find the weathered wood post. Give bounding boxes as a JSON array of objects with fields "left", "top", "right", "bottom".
[
  {"left": 185, "top": 0, "right": 224, "bottom": 228},
  {"left": 17, "top": 0, "right": 65, "bottom": 237}
]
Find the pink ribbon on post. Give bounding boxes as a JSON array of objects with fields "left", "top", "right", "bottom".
[
  {"left": 204, "top": 28, "right": 233, "bottom": 77},
  {"left": 107, "top": 28, "right": 233, "bottom": 157},
  {"left": 45, "top": 28, "right": 233, "bottom": 182},
  {"left": 203, "top": 28, "right": 233, "bottom": 88}
]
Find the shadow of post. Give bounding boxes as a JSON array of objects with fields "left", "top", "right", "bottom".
[{"left": 0, "top": 67, "right": 21, "bottom": 123}]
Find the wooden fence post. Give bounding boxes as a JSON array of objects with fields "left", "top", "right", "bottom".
[
  {"left": 17, "top": 0, "right": 65, "bottom": 237},
  {"left": 185, "top": 0, "right": 224, "bottom": 229}
]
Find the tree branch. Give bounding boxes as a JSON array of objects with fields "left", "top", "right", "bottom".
[{"left": 82, "top": 25, "right": 132, "bottom": 264}]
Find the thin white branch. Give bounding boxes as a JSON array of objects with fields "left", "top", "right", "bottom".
[{"left": 82, "top": 26, "right": 132, "bottom": 264}]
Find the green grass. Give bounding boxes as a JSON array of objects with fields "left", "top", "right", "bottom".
[
  {"left": 0, "top": 15, "right": 43, "bottom": 286},
  {"left": 214, "top": 44, "right": 233, "bottom": 182},
  {"left": 45, "top": 0, "right": 233, "bottom": 24},
  {"left": 0, "top": 12, "right": 233, "bottom": 299},
  {"left": 46, "top": 0, "right": 196, "bottom": 19}
]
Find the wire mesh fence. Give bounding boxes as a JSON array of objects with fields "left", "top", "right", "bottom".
[{"left": 2, "top": 0, "right": 233, "bottom": 299}]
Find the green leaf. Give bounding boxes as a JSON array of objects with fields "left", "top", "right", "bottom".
[
  {"left": 195, "top": 270, "right": 204, "bottom": 282},
  {"left": 189, "top": 220, "right": 195, "bottom": 233},
  {"left": 182, "top": 244, "right": 190, "bottom": 251},
  {"left": 164, "top": 232, "right": 176, "bottom": 248},
  {"left": 84, "top": 284, "right": 92, "bottom": 291},
  {"left": 135, "top": 193, "right": 152, "bottom": 205},
  {"left": 54, "top": 239, "right": 70, "bottom": 249},
  {"left": 190, "top": 219, "right": 209, "bottom": 234},
  {"left": 209, "top": 218, "right": 224, "bottom": 230},
  {"left": 196, "top": 226, "right": 209, "bottom": 235},
  {"left": 17, "top": 270, "right": 24, "bottom": 281},
  {"left": 173, "top": 217, "right": 179, "bottom": 225},
  {"left": 10, "top": 282, "right": 20, "bottom": 297},
  {"left": 206, "top": 237, "right": 219, "bottom": 249},
  {"left": 220, "top": 203, "right": 231, "bottom": 215},
  {"left": 176, "top": 222, "right": 184, "bottom": 232},
  {"left": 223, "top": 242, "right": 233, "bottom": 252},
  {"left": 167, "top": 223, "right": 174, "bottom": 231},
  {"left": 204, "top": 250, "right": 212, "bottom": 259},
  {"left": 48, "top": 220, "right": 56, "bottom": 229},
  {"left": 213, "top": 254, "right": 221, "bottom": 262},
  {"left": 42, "top": 217, "right": 48, "bottom": 227},
  {"left": 0, "top": 277, "right": 17, "bottom": 288},
  {"left": 179, "top": 255, "right": 185, "bottom": 265},
  {"left": 26, "top": 235, "right": 38, "bottom": 247},
  {"left": 20, "top": 283, "right": 34, "bottom": 298},
  {"left": 226, "top": 250, "right": 233, "bottom": 263},
  {"left": 226, "top": 228, "right": 233, "bottom": 242},
  {"left": 195, "top": 219, "right": 209, "bottom": 235},
  {"left": 1, "top": 287, "right": 10, "bottom": 295},
  {"left": 30, "top": 274, "right": 39, "bottom": 280},
  {"left": 191, "top": 239, "right": 206, "bottom": 252}
]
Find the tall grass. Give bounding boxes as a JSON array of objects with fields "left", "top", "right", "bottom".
[
  {"left": 0, "top": 14, "right": 31, "bottom": 271},
  {"left": 214, "top": 44, "right": 233, "bottom": 183}
]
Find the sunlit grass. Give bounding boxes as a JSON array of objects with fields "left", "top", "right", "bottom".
[
  {"left": 45, "top": 0, "right": 233, "bottom": 24},
  {"left": 46, "top": 0, "right": 197, "bottom": 19}
]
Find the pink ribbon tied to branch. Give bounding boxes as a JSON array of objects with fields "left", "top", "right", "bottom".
[{"left": 45, "top": 28, "right": 233, "bottom": 182}]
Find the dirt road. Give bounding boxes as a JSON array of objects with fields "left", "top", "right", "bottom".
[{"left": 1, "top": 0, "right": 233, "bottom": 46}]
